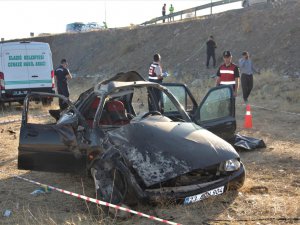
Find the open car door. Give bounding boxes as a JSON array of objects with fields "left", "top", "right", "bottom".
[
  {"left": 162, "top": 83, "right": 236, "bottom": 141},
  {"left": 193, "top": 86, "right": 236, "bottom": 141},
  {"left": 18, "top": 93, "right": 87, "bottom": 173}
]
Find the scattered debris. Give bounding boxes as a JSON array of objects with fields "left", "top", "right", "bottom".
[
  {"left": 7, "top": 129, "right": 16, "bottom": 135},
  {"left": 31, "top": 189, "right": 46, "bottom": 196},
  {"left": 3, "top": 209, "right": 12, "bottom": 217},
  {"left": 30, "top": 186, "right": 52, "bottom": 196},
  {"left": 249, "top": 186, "right": 269, "bottom": 194}
]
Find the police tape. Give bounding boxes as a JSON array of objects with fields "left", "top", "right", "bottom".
[
  {"left": 0, "top": 114, "right": 48, "bottom": 125},
  {"left": 1, "top": 172, "right": 182, "bottom": 225},
  {"left": 250, "top": 104, "right": 300, "bottom": 116},
  {"left": 236, "top": 103, "right": 300, "bottom": 116}
]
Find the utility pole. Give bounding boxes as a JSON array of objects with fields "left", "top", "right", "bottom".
[
  {"left": 104, "top": 0, "right": 107, "bottom": 24},
  {"left": 210, "top": 0, "right": 213, "bottom": 15}
]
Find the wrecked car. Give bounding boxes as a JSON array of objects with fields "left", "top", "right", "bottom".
[{"left": 18, "top": 71, "right": 245, "bottom": 206}]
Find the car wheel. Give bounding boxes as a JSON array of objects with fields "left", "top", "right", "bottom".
[
  {"left": 42, "top": 98, "right": 52, "bottom": 106},
  {"left": 91, "top": 161, "right": 132, "bottom": 217}
]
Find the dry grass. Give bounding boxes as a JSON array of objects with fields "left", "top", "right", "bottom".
[{"left": 0, "top": 70, "right": 299, "bottom": 224}]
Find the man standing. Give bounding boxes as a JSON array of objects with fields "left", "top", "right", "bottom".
[
  {"left": 162, "top": 4, "right": 166, "bottom": 23},
  {"left": 239, "top": 51, "right": 260, "bottom": 104},
  {"left": 54, "top": 59, "right": 72, "bottom": 110},
  {"left": 206, "top": 35, "right": 217, "bottom": 69},
  {"left": 148, "top": 53, "right": 163, "bottom": 111},
  {"left": 149, "top": 53, "right": 163, "bottom": 84},
  {"left": 169, "top": 4, "right": 174, "bottom": 22},
  {"left": 216, "top": 51, "right": 240, "bottom": 97}
]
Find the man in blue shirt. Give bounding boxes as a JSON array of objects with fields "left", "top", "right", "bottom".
[{"left": 239, "top": 52, "right": 260, "bottom": 104}]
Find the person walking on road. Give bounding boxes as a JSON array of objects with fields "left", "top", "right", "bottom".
[
  {"left": 239, "top": 51, "right": 260, "bottom": 104},
  {"left": 216, "top": 51, "right": 240, "bottom": 97},
  {"left": 169, "top": 4, "right": 174, "bottom": 22},
  {"left": 54, "top": 59, "right": 72, "bottom": 110},
  {"left": 206, "top": 35, "right": 217, "bottom": 69},
  {"left": 162, "top": 4, "right": 166, "bottom": 23},
  {"left": 148, "top": 53, "right": 164, "bottom": 111}
]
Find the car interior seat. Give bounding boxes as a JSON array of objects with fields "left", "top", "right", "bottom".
[
  {"left": 106, "top": 100, "right": 130, "bottom": 125},
  {"left": 85, "top": 98, "right": 100, "bottom": 127},
  {"left": 86, "top": 97, "right": 112, "bottom": 127}
]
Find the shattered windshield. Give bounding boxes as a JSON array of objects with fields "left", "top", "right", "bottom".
[
  {"left": 75, "top": 88, "right": 93, "bottom": 107},
  {"left": 93, "top": 85, "right": 186, "bottom": 127}
]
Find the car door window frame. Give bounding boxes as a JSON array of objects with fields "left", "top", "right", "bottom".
[
  {"left": 162, "top": 83, "right": 198, "bottom": 113},
  {"left": 194, "top": 85, "right": 234, "bottom": 124}
]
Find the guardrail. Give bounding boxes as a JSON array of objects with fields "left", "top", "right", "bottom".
[{"left": 141, "top": 0, "right": 242, "bottom": 25}]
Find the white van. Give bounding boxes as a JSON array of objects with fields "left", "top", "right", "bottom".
[{"left": 0, "top": 41, "right": 55, "bottom": 105}]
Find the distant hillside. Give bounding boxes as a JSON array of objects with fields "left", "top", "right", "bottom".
[{"left": 27, "top": 0, "right": 299, "bottom": 79}]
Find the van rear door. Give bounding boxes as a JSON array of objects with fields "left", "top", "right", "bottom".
[
  {"left": 24, "top": 42, "right": 53, "bottom": 90},
  {"left": 2, "top": 43, "right": 29, "bottom": 92}
]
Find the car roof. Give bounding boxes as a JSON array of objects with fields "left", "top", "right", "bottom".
[{"left": 94, "top": 71, "right": 155, "bottom": 94}]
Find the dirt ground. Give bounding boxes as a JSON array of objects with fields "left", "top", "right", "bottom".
[
  {"left": 0, "top": 88, "right": 299, "bottom": 225},
  {"left": 1, "top": 1, "right": 299, "bottom": 223}
]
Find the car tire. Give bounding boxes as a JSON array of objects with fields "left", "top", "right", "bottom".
[
  {"left": 42, "top": 98, "right": 52, "bottom": 106},
  {"left": 91, "top": 162, "right": 135, "bottom": 218},
  {"left": 91, "top": 161, "right": 127, "bottom": 202}
]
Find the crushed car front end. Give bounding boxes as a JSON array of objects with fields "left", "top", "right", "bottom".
[
  {"left": 145, "top": 160, "right": 245, "bottom": 204},
  {"left": 103, "top": 119, "right": 246, "bottom": 205}
]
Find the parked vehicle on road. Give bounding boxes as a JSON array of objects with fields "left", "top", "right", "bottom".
[
  {"left": 0, "top": 41, "right": 55, "bottom": 106},
  {"left": 18, "top": 71, "right": 245, "bottom": 207},
  {"left": 82, "top": 22, "right": 103, "bottom": 32},
  {"left": 66, "top": 22, "right": 85, "bottom": 32}
]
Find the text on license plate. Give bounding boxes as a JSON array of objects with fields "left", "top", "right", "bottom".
[
  {"left": 184, "top": 186, "right": 225, "bottom": 205},
  {"left": 13, "top": 91, "right": 28, "bottom": 96}
]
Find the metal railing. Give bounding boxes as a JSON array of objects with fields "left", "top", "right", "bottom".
[{"left": 141, "top": 0, "right": 242, "bottom": 25}]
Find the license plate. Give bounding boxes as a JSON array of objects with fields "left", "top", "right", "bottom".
[
  {"left": 184, "top": 186, "right": 225, "bottom": 205},
  {"left": 13, "top": 91, "right": 28, "bottom": 96}
]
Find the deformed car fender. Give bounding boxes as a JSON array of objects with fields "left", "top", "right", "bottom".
[
  {"left": 90, "top": 148, "right": 148, "bottom": 205},
  {"left": 106, "top": 119, "right": 240, "bottom": 187}
]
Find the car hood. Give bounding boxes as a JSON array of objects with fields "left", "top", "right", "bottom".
[{"left": 107, "top": 117, "right": 239, "bottom": 187}]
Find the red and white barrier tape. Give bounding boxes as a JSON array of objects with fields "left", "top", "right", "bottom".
[
  {"left": 0, "top": 114, "right": 48, "bottom": 125},
  {"left": 237, "top": 103, "right": 300, "bottom": 116},
  {"left": 1, "top": 172, "right": 182, "bottom": 225}
]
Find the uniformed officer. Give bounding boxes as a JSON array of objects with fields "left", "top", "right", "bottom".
[
  {"left": 54, "top": 59, "right": 72, "bottom": 110},
  {"left": 148, "top": 53, "right": 163, "bottom": 111},
  {"left": 148, "top": 53, "right": 163, "bottom": 84},
  {"left": 216, "top": 51, "right": 240, "bottom": 97}
]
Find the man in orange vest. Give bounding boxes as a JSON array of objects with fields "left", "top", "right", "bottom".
[{"left": 216, "top": 51, "right": 240, "bottom": 97}]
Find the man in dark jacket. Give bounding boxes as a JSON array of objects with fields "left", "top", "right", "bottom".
[
  {"left": 54, "top": 59, "right": 72, "bottom": 110},
  {"left": 206, "top": 35, "right": 217, "bottom": 69},
  {"left": 162, "top": 4, "right": 166, "bottom": 23}
]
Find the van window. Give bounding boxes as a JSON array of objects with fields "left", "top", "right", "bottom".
[{"left": 66, "top": 23, "right": 85, "bottom": 32}]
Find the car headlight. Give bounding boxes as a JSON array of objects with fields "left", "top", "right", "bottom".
[{"left": 222, "top": 159, "right": 241, "bottom": 172}]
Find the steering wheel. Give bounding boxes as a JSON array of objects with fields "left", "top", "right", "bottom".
[{"left": 141, "top": 111, "right": 162, "bottom": 119}]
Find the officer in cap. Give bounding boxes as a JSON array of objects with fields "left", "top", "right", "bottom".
[{"left": 216, "top": 51, "right": 240, "bottom": 97}]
